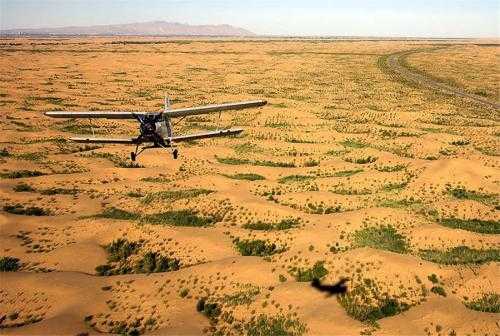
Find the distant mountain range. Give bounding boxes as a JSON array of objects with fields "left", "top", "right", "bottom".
[{"left": 0, "top": 21, "right": 255, "bottom": 36}]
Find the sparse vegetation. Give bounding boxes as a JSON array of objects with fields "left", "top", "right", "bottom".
[
  {"left": 142, "top": 210, "right": 216, "bottom": 227},
  {"left": 0, "top": 256, "right": 20, "bottom": 272},
  {"left": 3, "top": 204, "right": 50, "bottom": 216},
  {"left": 352, "top": 225, "right": 408, "bottom": 253},
  {"left": 141, "top": 189, "right": 213, "bottom": 204},
  {"left": 243, "top": 218, "right": 299, "bottom": 231},
  {"left": 244, "top": 314, "right": 306, "bottom": 336},
  {"left": 419, "top": 246, "right": 500, "bottom": 264},
  {"left": 0, "top": 170, "right": 45, "bottom": 179},
  {"left": 464, "top": 293, "right": 499, "bottom": 313},
  {"left": 337, "top": 278, "right": 409, "bottom": 322},
  {"left": 438, "top": 218, "right": 500, "bottom": 234},
  {"left": 223, "top": 173, "right": 265, "bottom": 181},
  {"left": 233, "top": 238, "right": 284, "bottom": 256},
  {"left": 292, "top": 261, "right": 328, "bottom": 282}
]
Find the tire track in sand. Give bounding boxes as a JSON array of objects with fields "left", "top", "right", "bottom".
[{"left": 381, "top": 48, "right": 500, "bottom": 110}]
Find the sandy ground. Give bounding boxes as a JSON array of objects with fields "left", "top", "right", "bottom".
[{"left": 0, "top": 37, "right": 499, "bottom": 335}]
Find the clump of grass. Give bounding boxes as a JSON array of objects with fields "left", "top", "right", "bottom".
[
  {"left": 96, "top": 238, "right": 180, "bottom": 276},
  {"left": 216, "top": 156, "right": 295, "bottom": 167},
  {"left": 95, "top": 207, "right": 140, "bottom": 221},
  {"left": 334, "top": 169, "right": 363, "bottom": 177},
  {"left": 126, "top": 191, "right": 144, "bottom": 198},
  {"left": 13, "top": 183, "right": 35, "bottom": 192},
  {"left": 375, "top": 164, "right": 406, "bottom": 172},
  {"left": 450, "top": 139, "right": 470, "bottom": 146},
  {"left": 223, "top": 173, "right": 265, "bottom": 181},
  {"left": 196, "top": 298, "right": 221, "bottom": 321},
  {"left": 304, "top": 159, "right": 319, "bottom": 167},
  {"left": 106, "top": 238, "right": 140, "bottom": 262},
  {"left": 224, "top": 284, "right": 260, "bottom": 306},
  {"left": 445, "top": 185, "right": 496, "bottom": 204},
  {"left": 352, "top": 225, "right": 408, "bottom": 253},
  {"left": 244, "top": 314, "right": 306, "bottom": 336},
  {"left": 0, "top": 256, "right": 20, "bottom": 272},
  {"left": 135, "top": 251, "right": 180, "bottom": 273},
  {"left": 438, "top": 218, "right": 500, "bottom": 234},
  {"left": 243, "top": 218, "right": 299, "bottom": 231},
  {"left": 216, "top": 156, "right": 250, "bottom": 165},
  {"left": 340, "top": 139, "right": 367, "bottom": 148},
  {"left": 141, "top": 189, "right": 213, "bottom": 204},
  {"left": 431, "top": 286, "right": 447, "bottom": 297},
  {"left": 140, "top": 176, "right": 170, "bottom": 183},
  {"left": 419, "top": 246, "right": 499, "bottom": 265},
  {"left": 3, "top": 204, "right": 50, "bottom": 216},
  {"left": 464, "top": 293, "right": 499, "bottom": 313},
  {"left": 345, "top": 156, "right": 378, "bottom": 164},
  {"left": 0, "top": 170, "right": 45, "bottom": 179},
  {"left": 278, "top": 175, "right": 314, "bottom": 183},
  {"left": 0, "top": 148, "right": 10, "bottom": 157},
  {"left": 142, "top": 210, "right": 215, "bottom": 227},
  {"left": 39, "top": 187, "right": 78, "bottom": 195},
  {"left": 233, "top": 238, "right": 284, "bottom": 256},
  {"left": 293, "top": 261, "right": 328, "bottom": 282},
  {"left": 337, "top": 278, "right": 409, "bottom": 322}
]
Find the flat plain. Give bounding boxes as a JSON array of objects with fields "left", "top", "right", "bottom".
[{"left": 0, "top": 37, "right": 499, "bottom": 335}]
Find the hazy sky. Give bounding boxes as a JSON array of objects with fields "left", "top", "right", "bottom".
[{"left": 1, "top": 0, "right": 499, "bottom": 37}]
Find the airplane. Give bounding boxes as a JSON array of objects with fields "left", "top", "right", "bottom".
[
  {"left": 45, "top": 98, "right": 267, "bottom": 161},
  {"left": 311, "top": 278, "right": 349, "bottom": 297}
]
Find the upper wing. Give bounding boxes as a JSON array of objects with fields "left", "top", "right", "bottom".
[
  {"left": 45, "top": 100, "right": 267, "bottom": 119},
  {"left": 169, "top": 128, "right": 243, "bottom": 142},
  {"left": 163, "top": 100, "right": 267, "bottom": 118},
  {"left": 46, "top": 111, "right": 142, "bottom": 119}
]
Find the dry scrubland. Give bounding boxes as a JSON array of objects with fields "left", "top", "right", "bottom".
[{"left": 0, "top": 38, "right": 499, "bottom": 335}]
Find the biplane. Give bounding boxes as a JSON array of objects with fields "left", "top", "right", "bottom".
[{"left": 45, "top": 98, "right": 267, "bottom": 161}]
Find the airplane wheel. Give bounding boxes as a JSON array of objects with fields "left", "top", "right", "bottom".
[
  {"left": 130, "top": 152, "right": 136, "bottom": 161},
  {"left": 173, "top": 149, "right": 178, "bottom": 160}
]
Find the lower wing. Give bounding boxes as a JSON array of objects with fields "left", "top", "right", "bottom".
[{"left": 70, "top": 128, "right": 243, "bottom": 144}]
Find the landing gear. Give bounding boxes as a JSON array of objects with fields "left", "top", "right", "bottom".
[
  {"left": 173, "top": 149, "right": 178, "bottom": 160},
  {"left": 130, "top": 152, "right": 136, "bottom": 161}
]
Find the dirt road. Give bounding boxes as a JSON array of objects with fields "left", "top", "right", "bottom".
[{"left": 383, "top": 49, "right": 500, "bottom": 110}]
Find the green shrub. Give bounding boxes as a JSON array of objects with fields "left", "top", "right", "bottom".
[
  {"left": 96, "top": 207, "right": 140, "bottom": 221},
  {"left": 196, "top": 298, "right": 221, "bottom": 321},
  {"left": 141, "top": 189, "right": 213, "bottom": 204},
  {"left": 3, "top": 204, "right": 49, "bottom": 216},
  {"left": 142, "top": 210, "right": 215, "bottom": 227},
  {"left": 179, "top": 288, "right": 189, "bottom": 298},
  {"left": 40, "top": 187, "right": 78, "bottom": 195},
  {"left": 0, "top": 170, "right": 45, "bottom": 179},
  {"left": 294, "top": 261, "right": 328, "bottom": 282},
  {"left": 13, "top": 183, "right": 35, "bottom": 192},
  {"left": 244, "top": 314, "right": 306, "bottom": 336},
  {"left": 419, "top": 246, "right": 500, "bottom": 265},
  {"left": 223, "top": 173, "right": 265, "bottom": 181},
  {"left": 0, "top": 256, "right": 20, "bottom": 272},
  {"left": 352, "top": 225, "right": 408, "bottom": 253},
  {"left": 427, "top": 274, "right": 439, "bottom": 284},
  {"left": 224, "top": 285, "right": 260, "bottom": 306},
  {"left": 464, "top": 293, "right": 499, "bottom": 313},
  {"left": 135, "top": 252, "right": 180, "bottom": 273},
  {"left": 106, "top": 238, "right": 140, "bottom": 262},
  {"left": 431, "top": 286, "right": 447, "bottom": 297},
  {"left": 337, "top": 278, "right": 409, "bottom": 322},
  {"left": 333, "top": 169, "right": 363, "bottom": 177},
  {"left": 233, "top": 238, "right": 284, "bottom": 256},
  {"left": 243, "top": 218, "right": 299, "bottom": 231},
  {"left": 438, "top": 218, "right": 500, "bottom": 234},
  {"left": 340, "top": 139, "right": 367, "bottom": 148},
  {"left": 278, "top": 175, "right": 314, "bottom": 183}
]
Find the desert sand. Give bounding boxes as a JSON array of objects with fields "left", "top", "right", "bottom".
[{"left": 0, "top": 37, "right": 499, "bottom": 335}]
